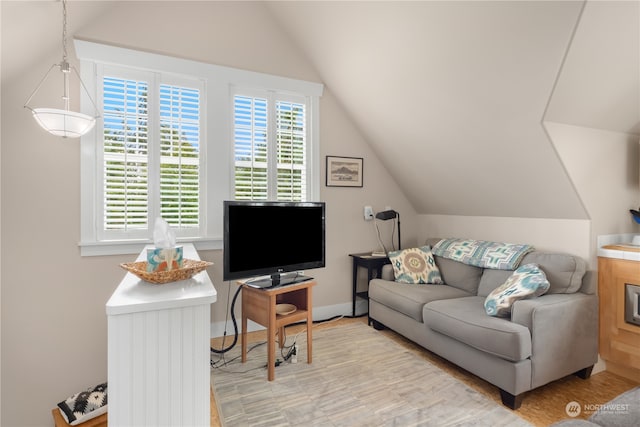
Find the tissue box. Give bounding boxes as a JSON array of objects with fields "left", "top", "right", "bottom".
[{"left": 146, "top": 246, "right": 184, "bottom": 272}]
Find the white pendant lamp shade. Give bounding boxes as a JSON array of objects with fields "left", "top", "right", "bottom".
[
  {"left": 24, "top": 0, "right": 99, "bottom": 139},
  {"left": 31, "top": 107, "right": 96, "bottom": 138}
]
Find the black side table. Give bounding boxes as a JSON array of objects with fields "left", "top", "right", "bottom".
[{"left": 349, "top": 253, "right": 391, "bottom": 321}]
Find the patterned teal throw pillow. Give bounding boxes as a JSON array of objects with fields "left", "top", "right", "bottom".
[
  {"left": 484, "top": 263, "right": 550, "bottom": 317},
  {"left": 388, "top": 246, "right": 443, "bottom": 284}
]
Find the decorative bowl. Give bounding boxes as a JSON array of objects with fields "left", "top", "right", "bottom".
[{"left": 120, "top": 259, "right": 212, "bottom": 284}]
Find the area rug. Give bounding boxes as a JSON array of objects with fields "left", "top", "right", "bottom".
[{"left": 211, "top": 322, "right": 532, "bottom": 427}]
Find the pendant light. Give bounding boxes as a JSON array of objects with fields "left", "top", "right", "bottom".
[{"left": 23, "top": 0, "right": 99, "bottom": 138}]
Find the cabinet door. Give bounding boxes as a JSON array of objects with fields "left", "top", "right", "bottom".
[{"left": 598, "top": 257, "right": 640, "bottom": 382}]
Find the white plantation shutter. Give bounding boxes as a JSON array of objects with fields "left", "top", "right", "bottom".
[
  {"left": 234, "top": 95, "right": 268, "bottom": 200},
  {"left": 234, "top": 93, "right": 309, "bottom": 201},
  {"left": 159, "top": 84, "right": 201, "bottom": 228},
  {"left": 99, "top": 68, "right": 203, "bottom": 240},
  {"left": 276, "top": 100, "right": 306, "bottom": 201},
  {"left": 103, "top": 77, "right": 149, "bottom": 231}
]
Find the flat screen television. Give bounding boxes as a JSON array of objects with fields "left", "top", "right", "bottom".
[{"left": 223, "top": 200, "right": 326, "bottom": 286}]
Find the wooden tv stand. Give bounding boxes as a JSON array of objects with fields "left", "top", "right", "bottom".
[{"left": 240, "top": 278, "right": 316, "bottom": 380}]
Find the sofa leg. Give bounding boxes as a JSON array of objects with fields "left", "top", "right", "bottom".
[
  {"left": 574, "top": 365, "right": 594, "bottom": 379},
  {"left": 499, "top": 389, "right": 523, "bottom": 410},
  {"left": 371, "top": 319, "right": 386, "bottom": 331}
]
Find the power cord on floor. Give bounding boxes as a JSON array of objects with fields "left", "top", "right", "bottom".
[
  {"left": 211, "top": 340, "right": 266, "bottom": 372},
  {"left": 279, "top": 328, "right": 298, "bottom": 363},
  {"left": 278, "top": 313, "right": 361, "bottom": 363},
  {"left": 210, "top": 283, "right": 242, "bottom": 354}
]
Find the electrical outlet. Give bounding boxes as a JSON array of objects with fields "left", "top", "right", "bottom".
[{"left": 364, "top": 206, "right": 374, "bottom": 221}]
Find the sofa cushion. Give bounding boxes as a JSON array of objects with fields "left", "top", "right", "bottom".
[
  {"left": 484, "top": 263, "right": 550, "bottom": 317},
  {"left": 369, "top": 279, "right": 471, "bottom": 322},
  {"left": 477, "top": 251, "right": 586, "bottom": 296},
  {"left": 388, "top": 246, "right": 442, "bottom": 284},
  {"left": 423, "top": 296, "right": 532, "bottom": 362},
  {"left": 433, "top": 256, "right": 483, "bottom": 294}
]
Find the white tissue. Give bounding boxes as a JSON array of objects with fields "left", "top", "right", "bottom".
[{"left": 153, "top": 217, "right": 176, "bottom": 248}]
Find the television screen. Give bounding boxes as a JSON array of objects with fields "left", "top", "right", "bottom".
[{"left": 223, "top": 201, "right": 326, "bottom": 284}]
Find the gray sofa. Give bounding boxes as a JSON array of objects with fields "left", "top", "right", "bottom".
[{"left": 368, "top": 238, "right": 598, "bottom": 409}]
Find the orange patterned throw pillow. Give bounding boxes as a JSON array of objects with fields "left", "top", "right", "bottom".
[{"left": 388, "top": 246, "right": 443, "bottom": 284}]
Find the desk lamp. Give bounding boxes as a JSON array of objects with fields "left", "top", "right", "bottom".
[{"left": 375, "top": 209, "right": 401, "bottom": 253}]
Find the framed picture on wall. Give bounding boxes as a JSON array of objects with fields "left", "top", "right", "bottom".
[{"left": 326, "top": 156, "right": 363, "bottom": 187}]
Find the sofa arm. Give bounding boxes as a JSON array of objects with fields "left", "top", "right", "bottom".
[{"left": 511, "top": 293, "right": 598, "bottom": 388}]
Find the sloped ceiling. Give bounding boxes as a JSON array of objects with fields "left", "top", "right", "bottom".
[
  {"left": 264, "top": 0, "right": 637, "bottom": 219},
  {"left": 1, "top": 1, "right": 115, "bottom": 83},
  {"left": 545, "top": 0, "right": 640, "bottom": 135},
  {"left": 4, "top": 1, "right": 638, "bottom": 220}
]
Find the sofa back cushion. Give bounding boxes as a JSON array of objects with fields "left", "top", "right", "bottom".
[
  {"left": 433, "top": 256, "right": 483, "bottom": 294},
  {"left": 519, "top": 252, "right": 586, "bottom": 294},
  {"left": 477, "top": 270, "right": 513, "bottom": 297},
  {"left": 477, "top": 251, "right": 586, "bottom": 296},
  {"left": 425, "top": 238, "right": 488, "bottom": 294}
]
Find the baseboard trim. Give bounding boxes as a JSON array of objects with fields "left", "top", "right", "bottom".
[
  {"left": 593, "top": 356, "right": 606, "bottom": 375},
  {"left": 210, "top": 300, "right": 368, "bottom": 338},
  {"left": 603, "top": 360, "right": 640, "bottom": 382}
]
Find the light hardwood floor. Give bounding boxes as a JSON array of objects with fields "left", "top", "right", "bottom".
[{"left": 210, "top": 317, "right": 639, "bottom": 427}]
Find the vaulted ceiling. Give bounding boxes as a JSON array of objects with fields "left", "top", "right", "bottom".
[
  {"left": 264, "top": 0, "right": 639, "bottom": 219},
  {"left": 3, "top": 1, "right": 638, "bottom": 220}
]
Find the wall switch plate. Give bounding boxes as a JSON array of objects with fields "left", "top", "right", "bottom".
[{"left": 364, "top": 206, "right": 374, "bottom": 220}]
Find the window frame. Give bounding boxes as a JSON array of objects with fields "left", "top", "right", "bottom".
[
  {"left": 97, "top": 66, "right": 207, "bottom": 242},
  {"left": 232, "top": 88, "right": 313, "bottom": 201},
  {"left": 76, "top": 40, "right": 323, "bottom": 256}
]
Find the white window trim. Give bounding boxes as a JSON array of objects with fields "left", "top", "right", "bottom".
[
  {"left": 76, "top": 40, "right": 323, "bottom": 256},
  {"left": 231, "top": 88, "right": 319, "bottom": 201},
  {"left": 97, "top": 66, "right": 207, "bottom": 241}
]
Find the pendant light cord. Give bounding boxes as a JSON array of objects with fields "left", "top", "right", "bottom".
[{"left": 61, "top": 0, "right": 68, "bottom": 65}]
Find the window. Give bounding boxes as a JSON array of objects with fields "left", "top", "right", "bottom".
[
  {"left": 233, "top": 93, "right": 309, "bottom": 201},
  {"left": 100, "top": 68, "right": 204, "bottom": 242},
  {"left": 77, "top": 40, "right": 322, "bottom": 256}
]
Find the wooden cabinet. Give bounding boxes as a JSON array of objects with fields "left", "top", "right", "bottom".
[{"left": 598, "top": 256, "right": 640, "bottom": 382}]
